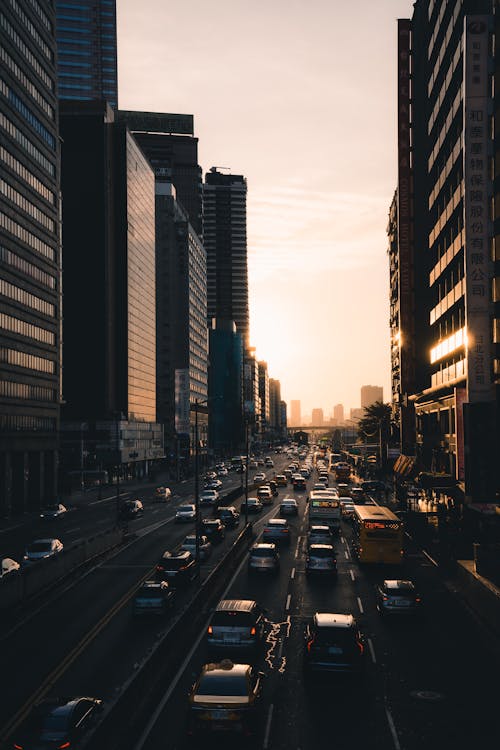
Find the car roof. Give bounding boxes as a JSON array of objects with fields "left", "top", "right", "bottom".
[
  {"left": 309, "top": 544, "right": 335, "bottom": 551},
  {"left": 161, "top": 549, "right": 191, "bottom": 560},
  {"left": 266, "top": 518, "right": 287, "bottom": 525},
  {"left": 201, "top": 661, "right": 250, "bottom": 678},
  {"left": 309, "top": 525, "right": 330, "bottom": 532},
  {"left": 384, "top": 579, "right": 415, "bottom": 589},
  {"left": 215, "top": 599, "right": 257, "bottom": 613},
  {"left": 314, "top": 613, "right": 355, "bottom": 628},
  {"left": 281, "top": 498, "right": 297, "bottom": 503},
  {"left": 251, "top": 543, "right": 276, "bottom": 551}
]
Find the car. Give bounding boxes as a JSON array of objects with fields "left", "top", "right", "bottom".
[
  {"left": 283, "top": 469, "right": 293, "bottom": 480},
  {"left": 133, "top": 580, "right": 175, "bottom": 616},
  {"left": 205, "top": 471, "right": 217, "bottom": 480},
  {"left": 153, "top": 486, "right": 171, "bottom": 501},
  {"left": 204, "top": 479, "right": 222, "bottom": 490},
  {"left": 217, "top": 467, "right": 228, "bottom": 476},
  {"left": 199, "top": 489, "right": 219, "bottom": 507},
  {"left": 201, "top": 518, "right": 226, "bottom": 543},
  {"left": 303, "top": 613, "right": 365, "bottom": 675},
  {"left": 207, "top": 599, "right": 267, "bottom": 654},
  {"left": 187, "top": 660, "right": 264, "bottom": 736},
  {"left": 181, "top": 534, "right": 212, "bottom": 561},
  {"left": 264, "top": 458, "right": 274, "bottom": 467},
  {"left": 306, "top": 544, "right": 337, "bottom": 576},
  {"left": 292, "top": 475, "right": 307, "bottom": 491},
  {"left": 275, "top": 474, "right": 287, "bottom": 487},
  {"left": 280, "top": 498, "right": 299, "bottom": 516},
  {"left": 268, "top": 480, "right": 279, "bottom": 496},
  {"left": 262, "top": 518, "right": 291, "bottom": 545},
  {"left": 361, "top": 480, "right": 386, "bottom": 494},
  {"left": 241, "top": 497, "right": 263, "bottom": 514},
  {"left": 155, "top": 549, "right": 198, "bottom": 585},
  {"left": 257, "top": 458, "right": 265, "bottom": 466},
  {"left": 39, "top": 503, "right": 67, "bottom": 520},
  {"left": 253, "top": 472, "right": 266, "bottom": 483},
  {"left": 1, "top": 557, "right": 20, "bottom": 577},
  {"left": 119, "top": 499, "right": 144, "bottom": 520},
  {"left": 12, "top": 696, "right": 103, "bottom": 750},
  {"left": 338, "top": 496, "right": 353, "bottom": 512},
  {"left": 175, "top": 503, "right": 196, "bottom": 523},
  {"left": 217, "top": 506, "right": 240, "bottom": 528},
  {"left": 249, "top": 460, "right": 259, "bottom": 469},
  {"left": 312, "top": 482, "right": 328, "bottom": 492},
  {"left": 376, "top": 579, "right": 422, "bottom": 615},
  {"left": 300, "top": 467, "right": 311, "bottom": 478},
  {"left": 307, "top": 525, "right": 333, "bottom": 546},
  {"left": 23, "top": 538, "right": 64, "bottom": 565},
  {"left": 341, "top": 501, "right": 356, "bottom": 518},
  {"left": 257, "top": 486, "right": 273, "bottom": 505},
  {"left": 336, "top": 483, "right": 350, "bottom": 495},
  {"left": 349, "top": 487, "right": 366, "bottom": 503},
  {"left": 248, "top": 542, "right": 280, "bottom": 574}
]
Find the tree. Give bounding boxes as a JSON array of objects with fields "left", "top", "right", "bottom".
[{"left": 357, "top": 401, "right": 393, "bottom": 469}]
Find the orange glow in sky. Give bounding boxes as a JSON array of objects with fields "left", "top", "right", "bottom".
[{"left": 118, "top": 0, "right": 415, "bottom": 418}]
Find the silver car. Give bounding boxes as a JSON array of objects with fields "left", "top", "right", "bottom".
[
  {"left": 306, "top": 544, "right": 337, "bottom": 576},
  {"left": 180, "top": 534, "right": 212, "bottom": 561},
  {"left": 248, "top": 543, "right": 280, "bottom": 573},
  {"left": 175, "top": 504, "right": 196, "bottom": 523}
]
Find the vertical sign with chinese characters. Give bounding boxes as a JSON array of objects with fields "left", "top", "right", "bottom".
[
  {"left": 463, "top": 16, "right": 494, "bottom": 403},
  {"left": 397, "top": 19, "right": 415, "bottom": 395},
  {"left": 455, "top": 386, "right": 466, "bottom": 482}
]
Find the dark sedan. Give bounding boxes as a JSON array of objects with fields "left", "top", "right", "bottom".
[
  {"left": 201, "top": 518, "right": 226, "bottom": 543},
  {"left": 12, "top": 696, "right": 103, "bottom": 749}
]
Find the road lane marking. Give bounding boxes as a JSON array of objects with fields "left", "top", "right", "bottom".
[
  {"left": 263, "top": 704, "right": 274, "bottom": 749},
  {"left": 357, "top": 596, "right": 364, "bottom": 614},
  {"left": 344, "top": 550, "right": 349, "bottom": 559},
  {"left": 422, "top": 549, "right": 438, "bottom": 567},
  {"left": 341, "top": 536, "right": 345, "bottom": 543},
  {"left": 350, "top": 569, "right": 355, "bottom": 581},
  {"left": 385, "top": 707, "right": 401, "bottom": 750},
  {"left": 291, "top": 567, "right": 295, "bottom": 579},
  {"left": 285, "top": 594, "right": 291, "bottom": 611},
  {"left": 367, "top": 637, "right": 376, "bottom": 663},
  {"left": 65, "top": 526, "right": 81, "bottom": 533}
]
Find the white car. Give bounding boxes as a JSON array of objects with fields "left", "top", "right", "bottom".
[
  {"left": 23, "top": 538, "right": 64, "bottom": 565},
  {"left": 180, "top": 534, "right": 212, "bottom": 561},
  {"left": 1, "top": 557, "right": 20, "bottom": 577},
  {"left": 175, "top": 504, "right": 196, "bottom": 523},
  {"left": 153, "top": 486, "right": 172, "bottom": 501},
  {"left": 253, "top": 472, "right": 266, "bottom": 483},
  {"left": 199, "top": 489, "right": 219, "bottom": 506}
]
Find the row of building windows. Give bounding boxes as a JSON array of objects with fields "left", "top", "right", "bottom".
[
  {"left": 0, "top": 111, "right": 55, "bottom": 177},
  {"left": 27, "top": 0, "right": 52, "bottom": 33},
  {"left": 0, "top": 278, "right": 55, "bottom": 317},
  {"left": 0, "top": 414, "right": 56, "bottom": 432},
  {"left": 0, "top": 145, "right": 55, "bottom": 205},
  {"left": 0, "top": 345, "right": 55, "bottom": 373},
  {"left": 0, "top": 13, "right": 54, "bottom": 91},
  {"left": 0, "top": 45, "right": 54, "bottom": 120},
  {"left": 0, "top": 311, "right": 55, "bottom": 346},
  {"left": 0, "top": 79, "right": 56, "bottom": 149},
  {"left": 8, "top": 0, "right": 53, "bottom": 61},
  {"left": 0, "top": 210, "right": 55, "bottom": 261},
  {"left": 0, "top": 246, "right": 56, "bottom": 290},
  {"left": 0, "top": 379, "right": 56, "bottom": 402},
  {"left": 0, "top": 177, "right": 55, "bottom": 233},
  {"left": 430, "top": 356, "right": 466, "bottom": 389},
  {"left": 430, "top": 326, "right": 466, "bottom": 364}
]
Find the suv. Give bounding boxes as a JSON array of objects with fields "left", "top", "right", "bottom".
[
  {"left": 303, "top": 613, "right": 365, "bottom": 675},
  {"left": 12, "top": 697, "right": 103, "bottom": 749},
  {"left": 248, "top": 543, "right": 280, "bottom": 574},
  {"left": 155, "top": 550, "right": 198, "bottom": 586},
  {"left": 306, "top": 544, "right": 337, "bottom": 576},
  {"left": 207, "top": 599, "right": 266, "bottom": 654},
  {"left": 257, "top": 486, "right": 273, "bottom": 505},
  {"left": 133, "top": 580, "right": 175, "bottom": 616}
]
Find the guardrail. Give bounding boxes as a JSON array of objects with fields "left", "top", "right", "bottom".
[
  {"left": 83, "top": 522, "right": 255, "bottom": 750},
  {"left": 0, "top": 528, "right": 124, "bottom": 611}
]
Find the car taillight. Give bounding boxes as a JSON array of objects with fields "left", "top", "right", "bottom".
[
  {"left": 207, "top": 625, "right": 213, "bottom": 634},
  {"left": 415, "top": 596, "right": 421, "bottom": 603},
  {"left": 282, "top": 529, "right": 289, "bottom": 533},
  {"left": 250, "top": 627, "right": 256, "bottom": 636},
  {"left": 357, "top": 640, "right": 364, "bottom": 655},
  {"left": 156, "top": 565, "right": 164, "bottom": 572},
  {"left": 57, "top": 743, "right": 71, "bottom": 749},
  {"left": 382, "top": 594, "right": 388, "bottom": 601},
  {"left": 306, "top": 637, "right": 315, "bottom": 652},
  {"left": 13, "top": 744, "right": 23, "bottom": 749}
]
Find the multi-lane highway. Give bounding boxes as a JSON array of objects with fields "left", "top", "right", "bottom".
[{"left": 2, "top": 452, "right": 500, "bottom": 750}]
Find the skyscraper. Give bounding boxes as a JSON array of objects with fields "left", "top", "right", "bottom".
[
  {"left": 290, "top": 400, "right": 301, "bottom": 426},
  {"left": 0, "top": 0, "right": 61, "bottom": 515},
  {"left": 311, "top": 408, "right": 324, "bottom": 426},
  {"left": 361, "top": 386, "right": 383, "bottom": 409},
  {"left": 333, "top": 404, "right": 344, "bottom": 423},
  {"left": 55, "top": 0, "right": 118, "bottom": 107},
  {"left": 203, "top": 169, "right": 249, "bottom": 348}
]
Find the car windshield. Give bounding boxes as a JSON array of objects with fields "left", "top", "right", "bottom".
[
  {"left": 39, "top": 715, "right": 68, "bottom": 733},
  {"left": 197, "top": 673, "right": 248, "bottom": 696},
  {"left": 178, "top": 506, "right": 193, "bottom": 513},
  {"left": 162, "top": 556, "right": 188, "bottom": 570},
  {"left": 314, "top": 628, "right": 356, "bottom": 648},
  {"left": 251, "top": 548, "right": 275, "bottom": 557},
  {"left": 310, "top": 547, "right": 335, "bottom": 558},
  {"left": 211, "top": 612, "right": 254, "bottom": 627},
  {"left": 28, "top": 542, "right": 51, "bottom": 552}
]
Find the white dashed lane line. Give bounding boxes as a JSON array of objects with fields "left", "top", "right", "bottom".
[
  {"left": 357, "top": 596, "right": 364, "bottom": 614},
  {"left": 350, "top": 569, "right": 355, "bottom": 581},
  {"left": 290, "top": 567, "right": 296, "bottom": 579},
  {"left": 367, "top": 637, "right": 376, "bottom": 663},
  {"left": 285, "top": 594, "right": 291, "bottom": 611},
  {"left": 344, "top": 550, "right": 349, "bottom": 559},
  {"left": 385, "top": 706, "right": 402, "bottom": 750},
  {"left": 263, "top": 704, "right": 274, "bottom": 749}
]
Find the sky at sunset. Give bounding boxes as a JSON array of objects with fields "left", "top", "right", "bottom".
[{"left": 117, "top": 0, "right": 415, "bottom": 420}]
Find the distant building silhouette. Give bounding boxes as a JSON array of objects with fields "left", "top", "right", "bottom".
[
  {"left": 290, "top": 400, "right": 301, "bottom": 426},
  {"left": 361, "top": 386, "right": 383, "bottom": 409},
  {"left": 311, "top": 408, "right": 324, "bottom": 426},
  {"left": 333, "top": 404, "right": 344, "bottom": 423}
]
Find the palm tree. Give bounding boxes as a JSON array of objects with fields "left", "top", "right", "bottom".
[{"left": 358, "top": 401, "right": 392, "bottom": 470}]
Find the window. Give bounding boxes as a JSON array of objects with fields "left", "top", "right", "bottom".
[
  {"left": 8, "top": 0, "right": 53, "bottom": 60},
  {"left": 0, "top": 379, "right": 56, "bottom": 401},
  {"left": 0, "top": 312, "right": 55, "bottom": 345},
  {"left": 0, "top": 279, "right": 55, "bottom": 317},
  {"left": 0, "top": 414, "right": 56, "bottom": 431},
  {"left": 0, "top": 80, "right": 55, "bottom": 148},
  {"left": 0, "top": 178, "right": 55, "bottom": 231},
  {"left": 0, "top": 14, "right": 54, "bottom": 90},
  {"left": 0, "top": 211, "right": 55, "bottom": 260},
  {"left": 0, "top": 47, "right": 54, "bottom": 119},
  {"left": 0, "top": 112, "right": 56, "bottom": 176},
  {"left": 0, "top": 146, "right": 55, "bottom": 204},
  {"left": 0, "top": 346, "right": 55, "bottom": 373}
]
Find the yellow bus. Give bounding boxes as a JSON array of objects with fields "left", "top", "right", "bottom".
[{"left": 351, "top": 505, "right": 404, "bottom": 565}]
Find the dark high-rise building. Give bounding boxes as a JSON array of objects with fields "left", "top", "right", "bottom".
[
  {"left": 208, "top": 319, "right": 243, "bottom": 455},
  {"left": 117, "top": 111, "right": 202, "bottom": 237},
  {"left": 258, "top": 361, "right": 270, "bottom": 434},
  {"left": 203, "top": 169, "right": 249, "bottom": 349},
  {"left": 55, "top": 0, "right": 118, "bottom": 107},
  {"left": 392, "top": 0, "right": 499, "bottom": 501},
  {"left": 59, "top": 101, "right": 162, "bottom": 479},
  {"left": 155, "top": 180, "right": 208, "bottom": 465},
  {"left": 0, "top": 0, "right": 61, "bottom": 515}
]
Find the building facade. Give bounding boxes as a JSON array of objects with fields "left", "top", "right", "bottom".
[
  {"left": 290, "top": 399, "right": 301, "bottom": 426},
  {"left": 0, "top": 0, "right": 61, "bottom": 515},
  {"left": 203, "top": 169, "right": 249, "bottom": 349},
  {"left": 258, "top": 361, "right": 270, "bottom": 436},
  {"left": 361, "top": 385, "right": 383, "bottom": 409},
  {"left": 59, "top": 101, "right": 162, "bottom": 481},
  {"left": 333, "top": 403, "right": 344, "bottom": 423},
  {"left": 311, "top": 408, "right": 324, "bottom": 426},
  {"left": 55, "top": 0, "right": 118, "bottom": 107},
  {"left": 392, "top": 0, "right": 499, "bottom": 501},
  {"left": 208, "top": 319, "right": 243, "bottom": 456}
]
